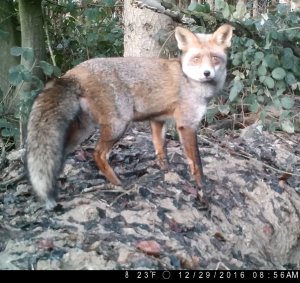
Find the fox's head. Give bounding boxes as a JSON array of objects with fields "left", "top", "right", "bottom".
[{"left": 175, "top": 24, "right": 233, "bottom": 88}]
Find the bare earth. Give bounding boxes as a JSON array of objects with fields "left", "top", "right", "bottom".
[{"left": 0, "top": 122, "right": 299, "bottom": 270}]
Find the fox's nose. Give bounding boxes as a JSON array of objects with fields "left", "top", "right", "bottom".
[{"left": 204, "top": 70, "right": 211, "bottom": 77}]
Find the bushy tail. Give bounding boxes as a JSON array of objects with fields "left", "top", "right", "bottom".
[{"left": 26, "top": 78, "right": 81, "bottom": 209}]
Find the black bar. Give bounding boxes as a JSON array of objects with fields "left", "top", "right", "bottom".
[{"left": 1, "top": 270, "right": 299, "bottom": 280}]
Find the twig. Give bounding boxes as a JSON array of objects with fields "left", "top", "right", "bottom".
[
  {"left": 278, "top": 27, "right": 300, "bottom": 32},
  {"left": 0, "top": 172, "right": 26, "bottom": 188},
  {"left": 107, "top": 185, "right": 139, "bottom": 207},
  {"left": 158, "top": 30, "right": 175, "bottom": 58},
  {"left": 43, "top": 6, "right": 56, "bottom": 66}
]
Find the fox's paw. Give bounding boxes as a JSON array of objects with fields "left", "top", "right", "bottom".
[{"left": 45, "top": 198, "right": 58, "bottom": 211}]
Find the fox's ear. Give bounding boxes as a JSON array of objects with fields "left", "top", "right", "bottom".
[
  {"left": 212, "top": 24, "right": 233, "bottom": 48},
  {"left": 175, "top": 26, "right": 199, "bottom": 52}
]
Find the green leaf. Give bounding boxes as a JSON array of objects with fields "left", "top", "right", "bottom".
[
  {"left": 10, "top": 46, "right": 23, "bottom": 56},
  {"left": 263, "top": 76, "right": 275, "bottom": 89},
  {"left": 285, "top": 73, "right": 297, "bottom": 85},
  {"left": 257, "top": 65, "right": 267, "bottom": 76},
  {"left": 273, "top": 98, "right": 282, "bottom": 110},
  {"left": 1, "top": 127, "right": 20, "bottom": 137},
  {"left": 257, "top": 95, "right": 265, "bottom": 103},
  {"left": 249, "top": 99, "right": 259, "bottom": 113},
  {"left": 10, "top": 47, "right": 33, "bottom": 61},
  {"left": 188, "top": 3, "right": 210, "bottom": 13},
  {"left": 21, "top": 69, "right": 32, "bottom": 82},
  {"left": 104, "top": 0, "right": 116, "bottom": 6},
  {"left": 276, "top": 88, "right": 285, "bottom": 96},
  {"left": 281, "top": 119, "right": 294, "bottom": 133},
  {"left": 277, "top": 3, "right": 289, "bottom": 14},
  {"left": 280, "top": 96, "right": 294, "bottom": 110},
  {"left": 275, "top": 80, "right": 286, "bottom": 91},
  {"left": 263, "top": 54, "right": 279, "bottom": 69},
  {"left": 218, "top": 104, "right": 230, "bottom": 115},
  {"left": 23, "top": 48, "right": 34, "bottom": 61},
  {"left": 53, "top": 66, "right": 61, "bottom": 77},
  {"left": 40, "top": 61, "right": 54, "bottom": 76},
  {"left": 229, "top": 80, "right": 243, "bottom": 101},
  {"left": 254, "top": 51, "right": 264, "bottom": 61},
  {"left": 8, "top": 66, "right": 23, "bottom": 86},
  {"left": 0, "top": 119, "right": 11, "bottom": 128},
  {"left": 84, "top": 8, "right": 99, "bottom": 21},
  {"left": 281, "top": 48, "right": 294, "bottom": 70},
  {"left": 272, "top": 67, "right": 286, "bottom": 80}
]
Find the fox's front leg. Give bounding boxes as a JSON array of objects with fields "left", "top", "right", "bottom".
[
  {"left": 176, "top": 125, "right": 204, "bottom": 187},
  {"left": 150, "top": 120, "right": 168, "bottom": 170}
]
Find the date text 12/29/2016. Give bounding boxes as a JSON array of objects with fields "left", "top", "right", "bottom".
[{"left": 124, "top": 270, "right": 299, "bottom": 280}]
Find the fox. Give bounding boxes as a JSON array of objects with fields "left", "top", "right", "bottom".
[{"left": 26, "top": 24, "right": 233, "bottom": 209}]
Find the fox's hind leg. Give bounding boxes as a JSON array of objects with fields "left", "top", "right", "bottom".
[
  {"left": 65, "top": 111, "right": 97, "bottom": 154},
  {"left": 150, "top": 121, "right": 168, "bottom": 170},
  {"left": 93, "top": 122, "right": 128, "bottom": 185}
]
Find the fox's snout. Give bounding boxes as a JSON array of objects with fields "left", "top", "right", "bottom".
[{"left": 203, "top": 70, "right": 211, "bottom": 77}]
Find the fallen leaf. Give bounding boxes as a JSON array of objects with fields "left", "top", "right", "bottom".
[
  {"left": 136, "top": 240, "right": 161, "bottom": 256},
  {"left": 214, "top": 232, "right": 226, "bottom": 242}
]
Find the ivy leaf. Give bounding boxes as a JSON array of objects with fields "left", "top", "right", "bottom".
[
  {"left": 263, "top": 54, "right": 279, "bottom": 69},
  {"left": 23, "top": 48, "right": 34, "bottom": 61},
  {"left": 104, "top": 0, "right": 116, "bottom": 7},
  {"left": 280, "top": 119, "right": 294, "bottom": 133},
  {"left": 249, "top": 99, "right": 259, "bottom": 113},
  {"left": 53, "top": 66, "right": 61, "bottom": 77},
  {"left": 10, "top": 46, "right": 33, "bottom": 61},
  {"left": 285, "top": 73, "right": 297, "bottom": 85},
  {"left": 281, "top": 96, "right": 294, "bottom": 110},
  {"left": 8, "top": 66, "right": 24, "bottom": 86},
  {"left": 263, "top": 76, "right": 275, "bottom": 89},
  {"left": 0, "top": 119, "right": 11, "bottom": 128},
  {"left": 1, "top": 127, "right": 20, "bottom": 137},
  {"left": 40, "top": 61, "right": 54, "bottom": 76},
  {"left": 272, "top": 67, "right": 286, "bottom": 80},
  {"left": 257, "top": 65, "right": 267, "bottom": 76},
  {"left": 229, "top": 80, "right": 243, "bottom": 101},
  {"left": 10, "top": 46, "right": 23, "bottom": 56},
  {"left": 254, "top": 51, "right": 264, "bottom": 61}
]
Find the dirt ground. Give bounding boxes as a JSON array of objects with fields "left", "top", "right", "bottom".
[{"left": 0, "top": 122, "right": 299, "bottom": 270}]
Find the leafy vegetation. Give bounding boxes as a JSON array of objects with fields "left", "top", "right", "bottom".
[
  {"left": 203, "top": 1, "right": 300, "bottom": 133},
  {"left": 1, "top": 1, "right": 299, "bottom": 150},
  {"left": 0, "top": 0, "right": 123, "bottom": 149}
]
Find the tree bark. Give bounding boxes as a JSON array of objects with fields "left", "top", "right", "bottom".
[
  {"left": 0, "top": 0, "right": 20, "bottom": 112},
  {"left": 18, "top": 0, "right": 46, "bottom": 147},
  {"left": 19, "top": 0, "right": 46, "bottom": 80},
  {"left": 123, "top": 0, "right": 176, "bottom": 58}
]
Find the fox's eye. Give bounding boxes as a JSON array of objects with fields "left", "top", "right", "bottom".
[
  {"left": 193, "top": 57, "right": 200, "bottom": 63},
  {"left": 212, "top": 56, "right": 220, "bottom": 63}
]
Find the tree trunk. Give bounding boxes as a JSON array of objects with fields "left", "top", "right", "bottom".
[
  {"left": 18, "top": 0, "right": 46, "bottom": 147},
  {"left": 0, "top": 0, "right": 20, "bottom": 113},
  {"left": 123, "top": 0, "right": 176, "bottom": 58}
]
